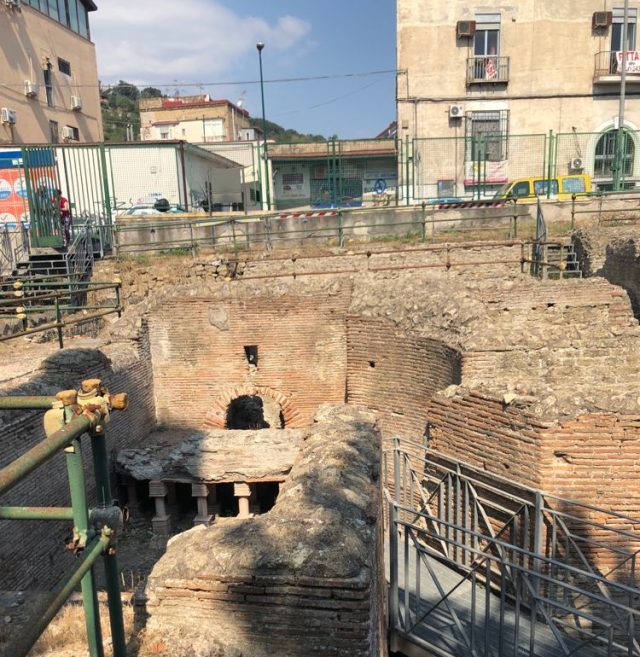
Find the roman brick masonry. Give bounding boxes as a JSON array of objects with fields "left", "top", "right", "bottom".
[{"left": 1, "top": 234, "right": 639, "bottom": 656}]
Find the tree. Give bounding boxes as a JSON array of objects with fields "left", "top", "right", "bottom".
[{"left": 141, "top": 87, "right": 162, "bottom": 99}]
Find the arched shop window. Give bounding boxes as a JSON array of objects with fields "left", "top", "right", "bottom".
[{"left": 594, "top": 130, "right": 635, "bottom": 177}]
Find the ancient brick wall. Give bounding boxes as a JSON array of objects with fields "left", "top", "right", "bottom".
[
  {"left": 141, "top": 405, "right": 384, "bottom": 657},
  {"left": 148, "top": 288, "right": 350, "bottom": 430},
  {"left": 539, "top": 414, "right": 640, "bottom": 543},
  {"left": 347, "top": 316, "right": 461, "bottom": 439},
  {"left": 425, "top": 389, "right": 550, "bottom": 489},
  {"left": 0, "top": 338, "right": 155, "bottom": 589}
]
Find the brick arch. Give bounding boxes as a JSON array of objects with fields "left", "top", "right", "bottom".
[{"left": 204, "top": 385, "right": 301, "bottom": 429}]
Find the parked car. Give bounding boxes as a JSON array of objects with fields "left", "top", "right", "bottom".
[
  {"left": 117, "top": 198, "right": 186, "bottom": 217},
  {"left": 493, "top": 174, "right": 592, "bottom": 201}
]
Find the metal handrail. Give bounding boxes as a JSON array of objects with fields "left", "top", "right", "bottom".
[
  {"left": 387, "top": 439, "right": 640, "bottom": 657},
  {"left": 466, "top": 55, "right": 510, "bottom": 84}
]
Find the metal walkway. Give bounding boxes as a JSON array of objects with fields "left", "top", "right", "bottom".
[{"left": 385, "top": 438, "right": 640, "bottom": 657}]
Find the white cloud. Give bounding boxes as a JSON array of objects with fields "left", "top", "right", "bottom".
[{"left": 91, "top": 0, "right": 311, "bottom": 84}]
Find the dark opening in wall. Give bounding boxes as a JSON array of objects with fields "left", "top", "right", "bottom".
[
  {"left": 256, "top": 482, "right": 280, "bottom": 513},
  {"left": 225, "top": 395, "right": 284, "bottom": 430},
  {"left": 369, "top": 361, "right": 376, "bottom": 368},
  {"left": 244, "top": 345, "right": 258, "bottom": 366},
  {"left": 216, "top": 482, "right": 238, "bottom": 516}
]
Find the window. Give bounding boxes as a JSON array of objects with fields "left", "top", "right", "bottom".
[
  {"left": 465, "top": 110, "right": 509, "bottom": 162},
  {"left": 49, "top": 120, "right": 59, "bottom": 144},
  {"left": 282, "top": 172, "right": 304, "bottom": 185},
  {"left": 611, "top": 9, "right": 638, "bottom": 72},
  {"left": 594, "top": 130, "right": 635, "bottom": 177},
  {"left": 159, "top": 129, "right": 172, "bottom": 140},
  {"left": 43, "top": 64, "right": 53, "bottom": 107},
  {"left": 534, "top": 179, "right": 559, "bottom": 196},
  {"left": 64, "top": 125, "right": 80, "bottom": 141},
  {"left": 26, "top": 0, "right": 91, "bottom": 39},
  {"left": 612, "top": 8, "right": 637, "bottom": 52},
  {"left": 474, "top": 13, "right": 500, "bottom": 56},
  {"left": 58, "top": 58, "right": 71, "bottom": 76},
  {"left": 561, "top": 177, "right": 587, "bottom": 194},
  {"left": 511, "top": 181, "right": 531, "bottom": 198}
]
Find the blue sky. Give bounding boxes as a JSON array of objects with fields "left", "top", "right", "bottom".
[{"left": 91, "top": 1, "right": 397, "bottom": 139}]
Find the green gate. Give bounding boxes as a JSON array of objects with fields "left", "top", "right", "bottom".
[{"left": 22, "top": 146, "right": 63, "bottom": 248}]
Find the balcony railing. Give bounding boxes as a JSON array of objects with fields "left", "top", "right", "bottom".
[
  {"left": 594, "top": 50, "right": 640, "bottom": 82},
  {"left": 466, "top": 56, "right": 509, "bottom": 84}
]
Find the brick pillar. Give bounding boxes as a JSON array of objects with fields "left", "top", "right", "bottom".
[
  {"left": 149, "top": 480, "right": 171, "bottom": 535},
  {"left": 192, "top": 483, "right": 213, "bottom": 526},
  {"left": 234, "top": 482, "right": 251, "bottom": 518}
]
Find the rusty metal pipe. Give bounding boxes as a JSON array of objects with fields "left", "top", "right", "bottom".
[
  {"left": 0, "top": 506, "right": 74, "bottom": 520},
  {"left": 0, "top": 414, "right": 94, "bottom": 498},
  {"left": 0, "top": 396, "right": 59, "bottom": 409}
]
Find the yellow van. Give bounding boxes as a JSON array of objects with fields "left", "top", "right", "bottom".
[{"left": 494, "top": 174, "right": 592, "bottom": 200}]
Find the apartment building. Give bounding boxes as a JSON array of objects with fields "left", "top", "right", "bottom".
[
  {"left": 397, "top": 1, "right": 640, "bottom": 197},
  {"left": 139, "top": 95, "right": 251, "bottom": 144},
  {"left": 0, "top": 0, "right": 102, "bottom": 145}
]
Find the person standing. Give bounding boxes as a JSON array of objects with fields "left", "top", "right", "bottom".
[{"left": 55, "top": 189, "right": 71, "bottom": 248}]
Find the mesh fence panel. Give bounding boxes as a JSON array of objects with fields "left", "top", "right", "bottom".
[
  {"left": 555, "top": 130, "right": 639, "bottom": 190},
  {"left": 412, "top": 134, "right": 547, "bottom": 200}
]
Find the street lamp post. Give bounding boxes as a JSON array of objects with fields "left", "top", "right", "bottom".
[
  {"left": 256, "top": 42, "right": 271, "bottom": 210},
  {"left": 614, "top": 0, "right": 630, "bottom": 191}
]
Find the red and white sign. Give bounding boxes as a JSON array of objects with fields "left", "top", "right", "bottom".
[
  {"left": 616, "top": 50, "right": 640, "bottom": 73},
  {"left": 485, "top": 57, "right": 497, "bottom": 80}
]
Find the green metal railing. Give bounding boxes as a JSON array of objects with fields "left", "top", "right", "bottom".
[
  {"left": 0, "top": 279, "right": 122, "bottom": 348},
  {"left": 0, "top": 379, "right": 128, "bottom": 657}
]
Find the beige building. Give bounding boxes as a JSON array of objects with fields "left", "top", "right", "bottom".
[
  {"left": 0, "top": 0, "right": 102, "bottom": 145},
  {"left": 140, "top": 95, "right": 251, "bottom": 144},
  {"left": 397, "top": 1, "right": 640, "bottom": 197}
]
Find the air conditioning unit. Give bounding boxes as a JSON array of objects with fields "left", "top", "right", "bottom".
[
  {"left": 70, "top": 96, "right": 82, "bottom": 111},
  {"left": 592, "top": 11, "right": 612, "bottom": 28},
  {"left": 1, "top": 108, "right": 17, "bottom": 125},
  {"left": 61, "top": 126, "right": 75, "bottom": 140},
  {"left": 24, "top": 80, "right": 38, "bottom": 98},
  {"left": 456, "top": 20, "right": 476, "bottom": 38},
  {"left": 449, "top": 104, "right": 465, "bottom": 119},
  {"left": 570, "top": 157, "right": 584, "bottom": 171}
]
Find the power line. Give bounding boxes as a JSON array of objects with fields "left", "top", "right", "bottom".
[{"left": 0, "top": 68, "right": 397, "bottom": 91}]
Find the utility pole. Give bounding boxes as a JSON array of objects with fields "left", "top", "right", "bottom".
[
  {"left": 256, "top": 42, "right": 271, "bottom": 211},
  {"left": 615, "top": 0, "right": 630, "bottom": 191}
]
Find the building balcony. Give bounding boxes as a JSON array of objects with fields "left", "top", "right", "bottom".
[
  {"left": 466, "top": 56, "right": 509, "bottom": 84},
  {"left": 594, "top": 50, "right": 640, "bottom": 83}
]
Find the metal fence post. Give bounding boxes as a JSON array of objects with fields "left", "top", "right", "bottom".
[
  {"left": 571, "top": 193, "right": 576, "bottom": 230},
  {"left": 90, "top": 432, "right": 127, "bottom": 657},
  {"left": 389, "top": 499, "right": 400, "bottom": 649},
  {"left": 337, "top": 211, "right": 344, "bottom": 247},
  {"left": 65, "top": 431, "right": 104, "bottom": 657},
  {"left": 54, "top": 295, "right": 64, "bottom": 349},
  {"left": 405, "top": 135, "right": 411, "bottom": 207},
  {"left": 547, "top": 130, "right": 554, "bottom": 199}
]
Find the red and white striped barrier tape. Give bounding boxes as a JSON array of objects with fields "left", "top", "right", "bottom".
[{"left": 276, "top": 210, "right": 339, "bottom": 220}]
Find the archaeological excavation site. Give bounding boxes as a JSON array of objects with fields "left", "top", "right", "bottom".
[{"left": 1, "top": 225, "right": 640, "bottom": 657}]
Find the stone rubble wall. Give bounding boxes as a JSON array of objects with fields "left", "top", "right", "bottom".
[
  {"left": 140, "top": 405, "right": 384, "bottom": 657},
  {"left": 0, "top": 336, "right": 156, "bottom": 589}
]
